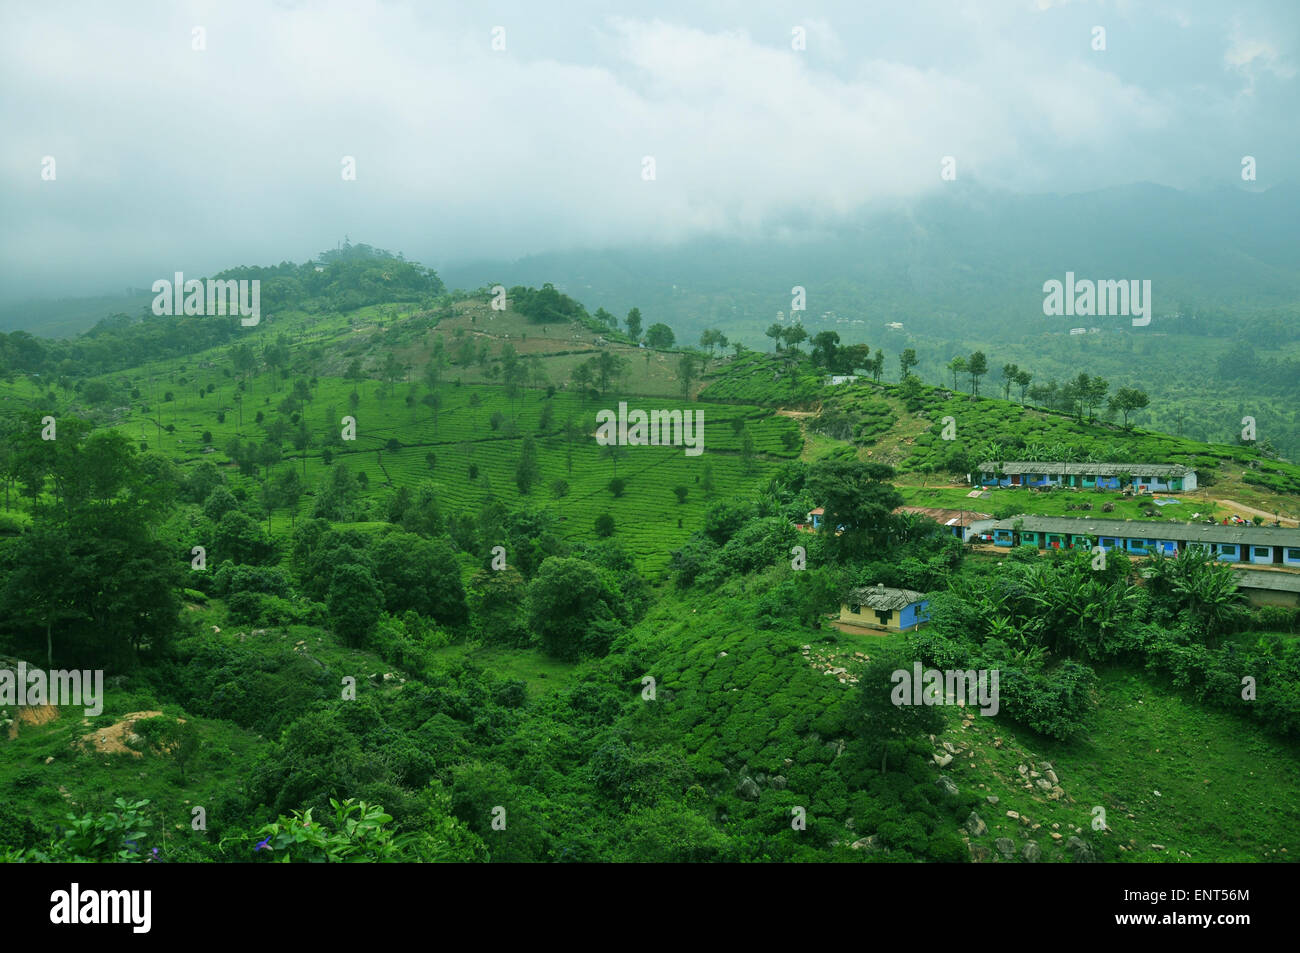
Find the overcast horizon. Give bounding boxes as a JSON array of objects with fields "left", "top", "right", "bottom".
[{"left": 3, "top": 0, "right": 1297, "bottom": 301}]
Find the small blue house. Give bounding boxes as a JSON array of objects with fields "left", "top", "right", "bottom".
[{"left": 838, "top": 584, "right": 930, "bottom": 633}]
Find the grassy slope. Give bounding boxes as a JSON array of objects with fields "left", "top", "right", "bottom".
[
  {"left": 4, "top": 299, "right": 1299, "bottom": 862},
  {"left": 0, "top": 299, "right": 802, "bottom": 576}
]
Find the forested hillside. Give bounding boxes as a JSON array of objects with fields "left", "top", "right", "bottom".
[{"left": 1, "top": 252, "right": 1297, "bottom": 864}]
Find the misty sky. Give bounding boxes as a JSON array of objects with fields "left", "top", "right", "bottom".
[{"left": 2, "top": 0, "right": 1297, "bottom": 299}]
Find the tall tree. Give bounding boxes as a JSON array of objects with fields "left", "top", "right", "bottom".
[
  {"left": 852, "top": 648, "right": 945, "bottom": 775},
  {"left": 1000, "top": 363, "right": 1020, "bottom": 400},
  {"left": 899, "top": 348, "right": 918, "bottom": 380},
  {"left": 946, "top": 355, "right": 967, "bottom": 390},
  {"left": 967, "top": 351, "right": 988, "bottom": 397},
  {"left": 515, "top": 435, "right": 541, "bottom": 494},
  {"left": 678, "top": 352, "right": 697, "bottom": 397},
  {"left": 1014, "top": 369, "right": 1033, "bottom": 404},
  {"left": 870, "top": 350, "right": 885, "bottom": 382},
  {"left": 595, "top": 352, "right": 624, "bottom": 395},
  {"left": 1085, "top": 375, "right": 1110, "bottom": 422},
  {"left": 1109, "top": 386, "right": 1149, "bottom": 429},
  {"left": 806, "top": 459, "right": 903, "bottom": 561},
  {"left": 645, "top": 323, "right": 675, "bottom": 348},
  {"left": 765, "top": 323, "right": 785, "bottom": 352},
  {"left": 571, "top": 362, "right": 595, "bottom": 403},
  {"left": 625, "top": 308, "right": 643, "bottom": 342},
  {"left": 811, "top": 331, "right": 840, "bottom": 369}
]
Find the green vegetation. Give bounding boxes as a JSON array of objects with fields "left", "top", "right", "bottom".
[{"left": 2, "top": 249, "right": 1297, "bottom": 864}]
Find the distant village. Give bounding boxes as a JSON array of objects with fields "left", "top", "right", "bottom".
[{"left": 806, "top": 458, "right": 1300, "bottom": 635}]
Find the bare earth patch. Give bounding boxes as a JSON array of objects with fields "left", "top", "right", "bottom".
[
  {"left": 6, "top": 704, "right": 59, "bottom": 740},
  {"left": 78, "top": 711, "right": 165, "bottom": 757}
]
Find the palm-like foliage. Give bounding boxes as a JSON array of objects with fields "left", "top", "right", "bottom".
[{"left": 1146, "top": 548, "right": 1247, "bottom": 644}]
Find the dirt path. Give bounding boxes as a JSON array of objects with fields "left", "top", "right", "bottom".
[{"left": 1215, "top": 499, "right": 1298, "bottom": 527}]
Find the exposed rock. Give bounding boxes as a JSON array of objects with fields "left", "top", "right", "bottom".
[
  {"left": 1022, "top": 842, "right": 1042, "bottom": 863},
  {"left": 850, "top": 835, "right": 881, "bottom": 852},
  {"left": 964, "top": 812, "right": 988, "bottom": 837},
  {"left": 1017, "top": 764, "right": 1029, "bottom": 777},
  {"left": 995, "top": 837, "right": 1016, "bottom": 859},
  {"left": 934, "top": 752, "right": 953, "bottom": 767},
  {"left": 936, "top": 776, "right": 960, "bottom": 797},
  {"left": 942, "top": 741, "right": 958, "bottom": 754},
  {"left": 986, "top": 795, "right": 1000, "bottom": 805},
  {"left": 770, "top": 775, "right": 788, "bottom": 790},
  {"left": 1066, "top": 835, "right": 1097, "bottom": 863},
  {"left": 1005, "top": 810, "right": 1020, "bottom": 821},
  {"left": 969, "top": 843, "right": 993, "bottom": 863},
  {"left": 1035, "top": 778, "right": 1053, "bottom": 791},
  {"left": 1045, "top": 769, "right": 1059, "bottom": 785},
  {"left": 736, "top": 776, "right": 761, "bottom": 800}
]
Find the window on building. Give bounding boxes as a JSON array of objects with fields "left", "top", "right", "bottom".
[
  {"left": 1287, "top": 549, "right": 1300, "bottom": 560},
  {"left": 1254, "top": 547, "right": 1270, "bottom": 558}
]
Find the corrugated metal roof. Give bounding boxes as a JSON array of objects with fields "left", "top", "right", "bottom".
[
  {"left": 976, "top": 461, "right": 1193, "bottom": 477},
  {"left": 1234, "top": 570, "right": 1300, "bottom": 593},
  {"left": 987, "top": 515, "right": 1300, "bottom": 546},
  {"left": 844, "top": 584, "right": 926, "bottom": 610}
]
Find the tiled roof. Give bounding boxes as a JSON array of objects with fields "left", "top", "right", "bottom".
[
  {"left": 845, "top": 584, "right": 926, "bottom": 611},
  {"left": 896, "top": 506, "right": 993, "bottom": 526},
  {"left": 976, "top": 461, "right": 1194, "bottom": 477}
]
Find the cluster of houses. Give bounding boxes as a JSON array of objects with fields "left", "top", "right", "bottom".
[
  {"left": 974, "top": 461, "right": 1198, "bottom": 494},
  {"left": 824, "top": 510, "right": 1300, "bottom": 633},
  {"left": 810, "top": 459, "right": 1300, "bottom": 631},
  {"left": 983, "top": 515, "right": 1300, "bottom": 567}
]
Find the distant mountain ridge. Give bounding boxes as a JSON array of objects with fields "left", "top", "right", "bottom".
[{"left": 438, "top": 181, "right": 1300, "bottom": 346}]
